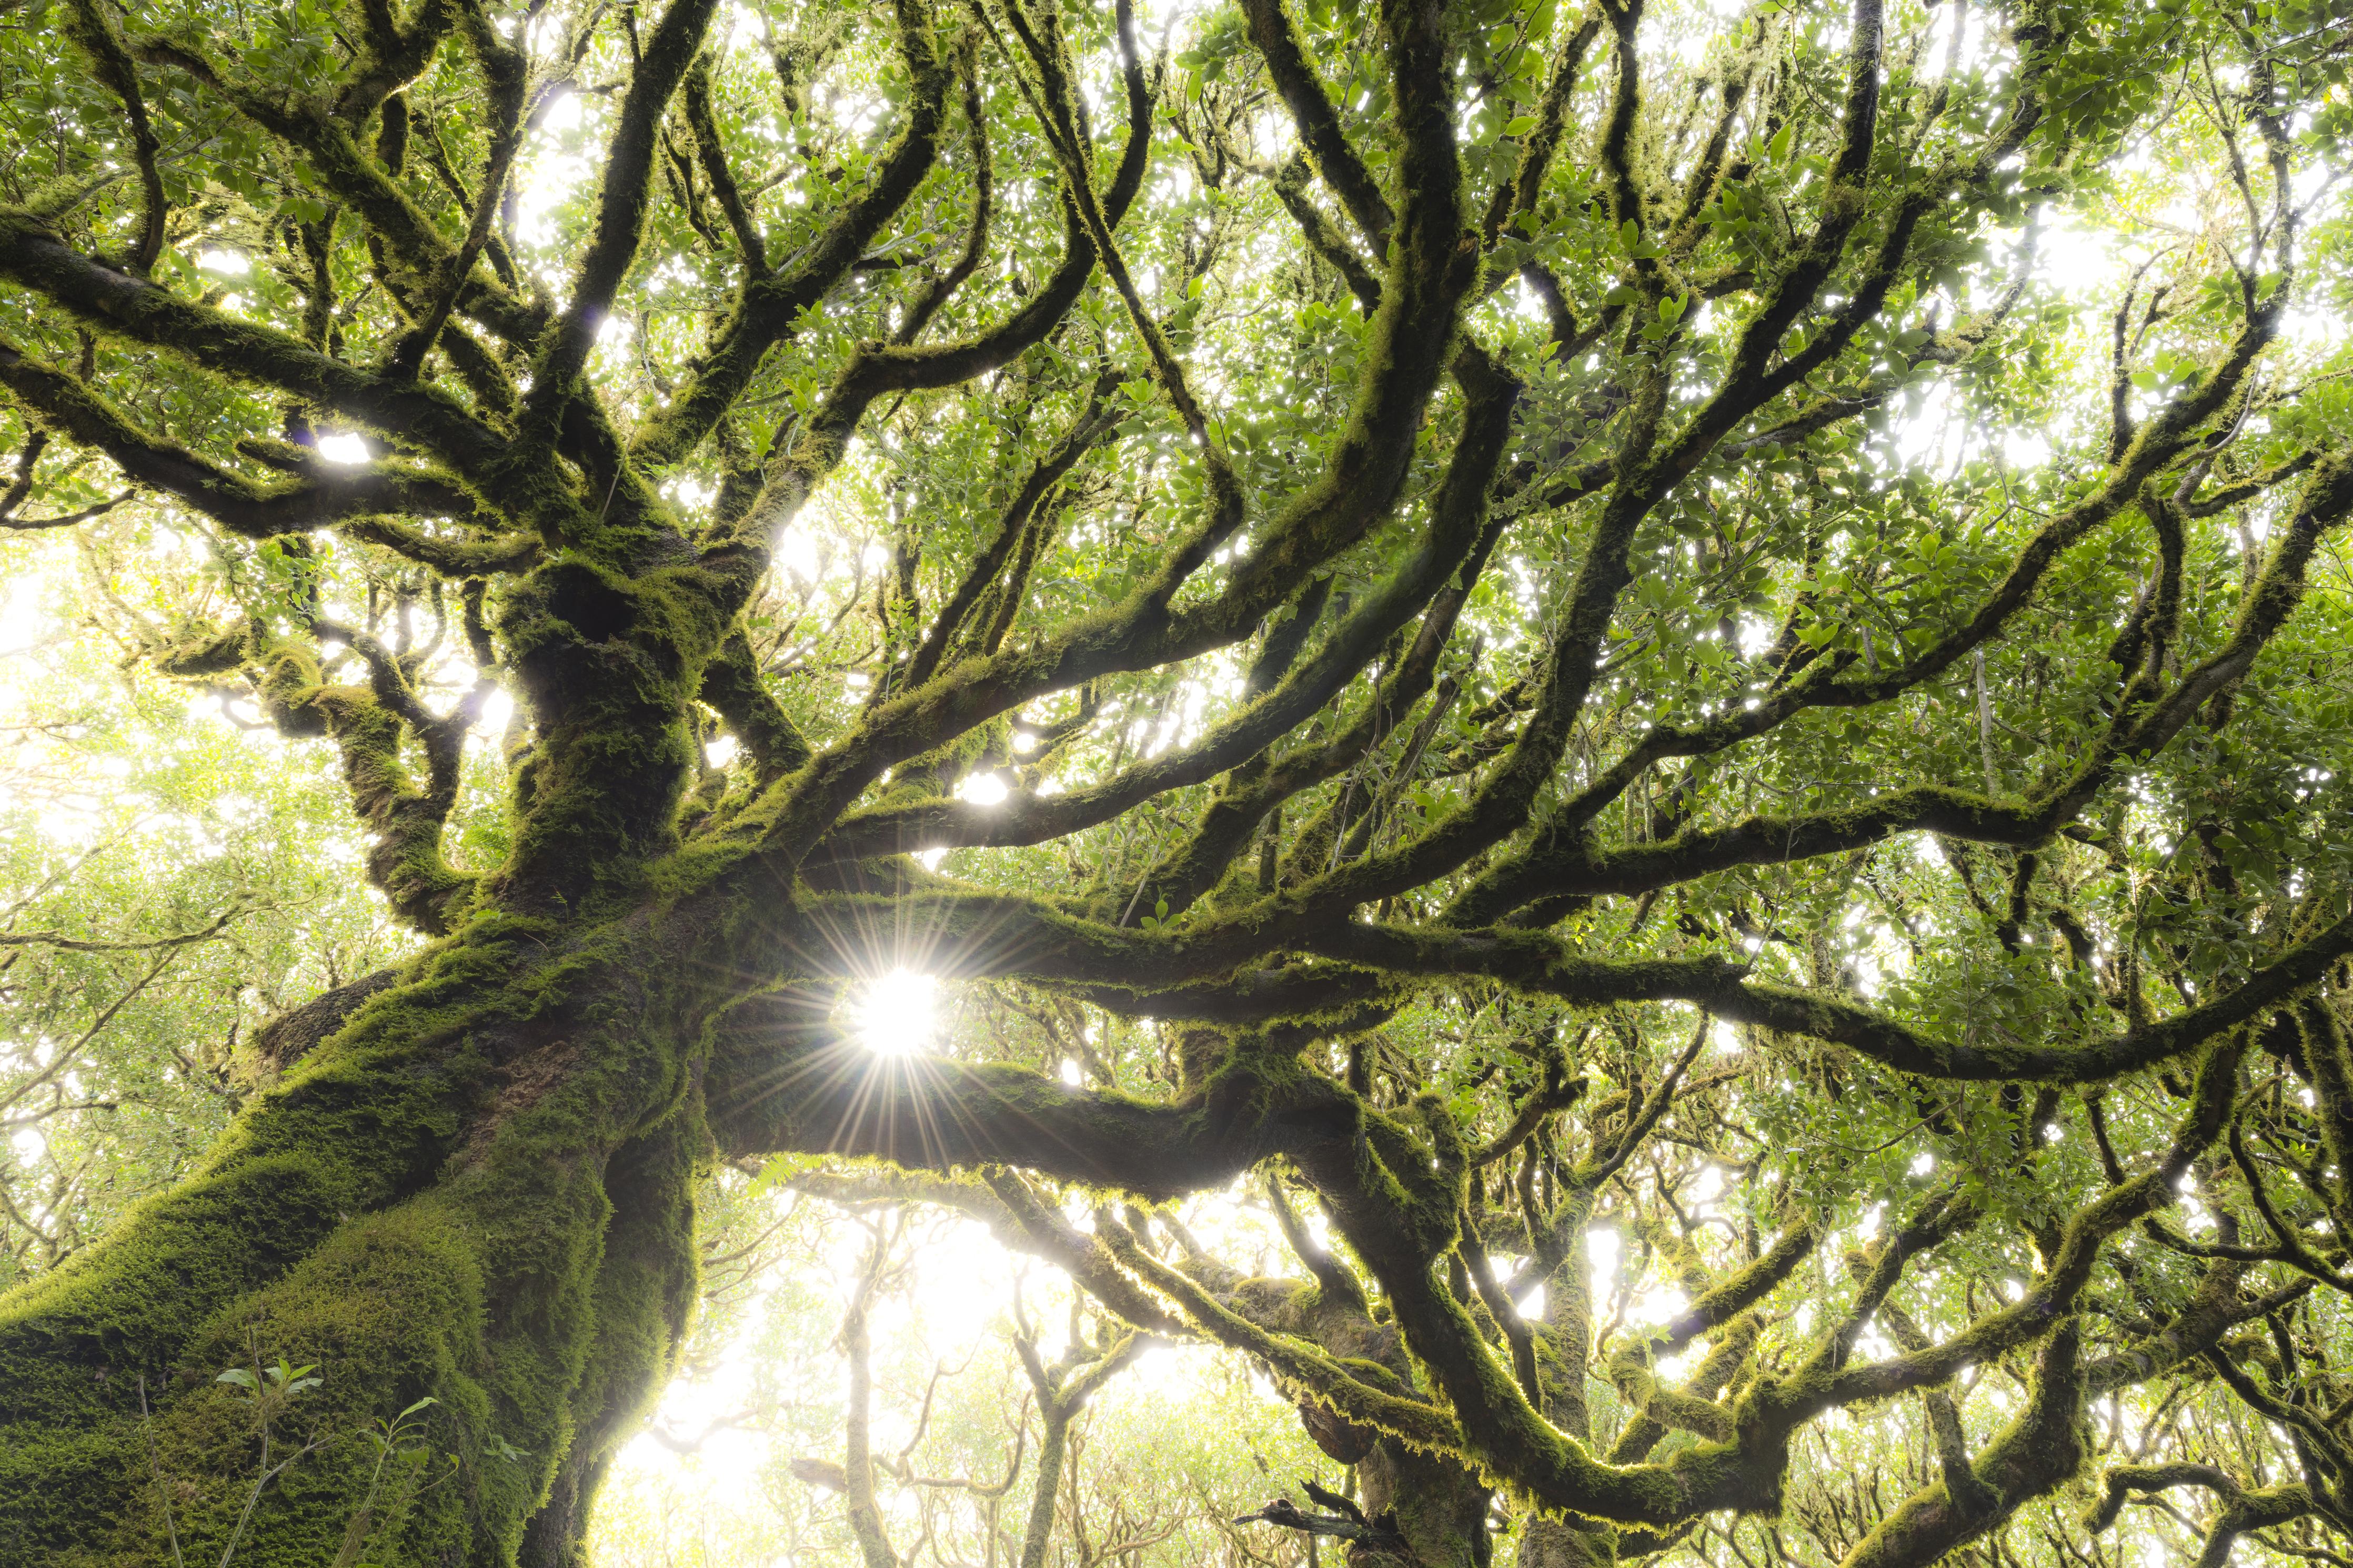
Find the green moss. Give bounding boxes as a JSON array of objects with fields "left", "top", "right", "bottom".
[
  {"left": 0, "top": 867, "right": 724, "bottom": 1565},
  {"left": 519, "top": 1109, "right": 707, "bottom": 1566}
]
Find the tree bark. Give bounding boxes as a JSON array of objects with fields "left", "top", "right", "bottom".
[{"left": 0, "top": 902, "right": 719, "bottom": 1564}]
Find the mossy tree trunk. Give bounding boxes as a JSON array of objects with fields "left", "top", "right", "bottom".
[
  {"left": 1, "top": 358, "right": 797, "bottom": 1560},
  {"left": 0, "top": 832, "right": 729, "bottom": 1562}
]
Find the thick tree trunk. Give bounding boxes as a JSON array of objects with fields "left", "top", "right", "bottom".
[
  {"left": 1515, "top": 1513, "right": 1616, "bottom": 1568},
  {"left": 0, "top": 913, "right": 712, "bottom": 1566},
  {"left": 0, "top": 537, "right": 753, "bottom": 1564},
  {"left": 1358, "top": 1438, "right": 1493, "bottom": 1568}
]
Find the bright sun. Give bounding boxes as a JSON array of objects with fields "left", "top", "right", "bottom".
[{"left": 853, "top": 969, "right": 938, "bottom": 1057}]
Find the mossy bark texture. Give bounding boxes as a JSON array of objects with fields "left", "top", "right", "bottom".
[
  {"left": 0, "top": 911, "right": 719, "bottom": 1565},
  {"left": 2, "top": 473, "right": 747, "bottom": 1563}
]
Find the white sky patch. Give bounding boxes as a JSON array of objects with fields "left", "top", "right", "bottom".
[
  {"left": 1631, "top": 1285, "right": 1690, "bottom": 1329},
  {"left": 774, "top": 527, "right": 821, "bottom": 584},
  {"left": 1138, "top": 0, "right": 1215, "bottom": 30},
  {"left": 2005, "top": 418, "right": 2059, "bottom": 463},
  {"left": 538, "top": 87, "right": 583, "bottom": 133},
  {"left": 0, "top": 571, "right": 52, "bottom": 656},
  {"left": 315, "top": 433, "right": 371, "bottom": 465},
  {"left": 1891, "top": 380, "right": 1955, "bottom": 469},
  {"left": 609, "top": 1238, "right": 819, "bottom": 1500},
  {"left": 1586, "top": 1228, "right": 1621, "bottom": 1298},
  {"left": 195, "top": 249, "right": 249, "bottom": 275},
  {"left": 853, "top": 969, "right": 938, "bottom": 1057},
  {"left": 2280, "top": 300, "right": 2349, "bottom": 356},
  {"left": 956, "top": 772, "right": 1008, "bottom": 806},
  {"left": 512, "top": 92, "right": 596, "bottom": 247}
]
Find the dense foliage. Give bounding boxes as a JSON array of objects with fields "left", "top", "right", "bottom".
[{"left": 3, "top": 0, "right": 2353, "bottom": 1563}]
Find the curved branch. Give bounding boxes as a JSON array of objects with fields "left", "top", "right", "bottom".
[{"left": 0, "top": 341, "right": 489, "bottom": 537}]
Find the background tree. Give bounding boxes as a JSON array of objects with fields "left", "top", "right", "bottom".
[{"left": 2, "top": 0, "right": 2353, "bottom": 1563}]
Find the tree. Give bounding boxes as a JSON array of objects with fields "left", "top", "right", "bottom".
[{"left": 2, "top": 0, "right": 2352, "bottom": 1561}]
